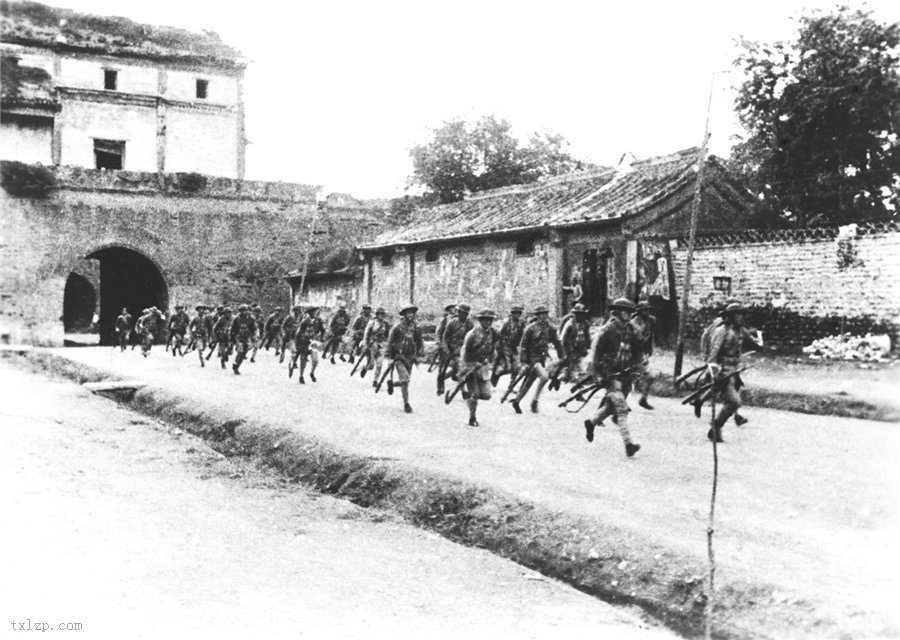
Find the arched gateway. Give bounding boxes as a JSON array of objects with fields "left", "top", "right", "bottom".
[{"left": 79, "top": 246, "right": 169, "bottom": 346}]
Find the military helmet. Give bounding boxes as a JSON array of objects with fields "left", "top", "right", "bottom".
[
  {"left": 475, "top": 309, "right": 496, "bottom": 320},
  {"left": 635, "top": 300, "right": 651, "bottom": 311},
  {"left": 609, "top": 298, "right": 635, "bottom": 312},
  {"left": 532, "top": 305, "right": 550, "bottom": 315},
  {"left": 223, "top": 306, "right": 232, "bottom": 313},
  {"left": 510, "top": 305, "right": 524, "bottom": 314},
  {"left": 724, "top": 302, "right": 745, "bottom": 314},
  {"left": 399, "top": 304, "right": 418, "bottom": 316},
  {"left": 444, "top": 303, "right": 457, "bottom": 312},
  {"left": 375, "top": 307, "right": 386, "bottom": 315},
  {"left": 238, "top": 304, "right": 249, "bottom": 312},
  {"left": 175, "top": 304, "right": 184, "bottom": 310},
  {"left": 457, "top": 303, "right": 471, "bottom": 314},
  {"left": 571, "top": 303, "right": 589, "bottom": 315},
  {"left": 305, "top": 306, "right": 318, "bottom": 314},
  {"left": 361, "top": 304, "right": 372, "bottom": 311},
  {"left": 195, "top": 304, "right": 206, "bottom": 311}
]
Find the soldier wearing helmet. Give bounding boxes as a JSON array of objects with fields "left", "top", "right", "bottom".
[
  {"left": 459, "top": 309, "right": 500, "bottom": 427},
  {"left": 438, "top": 303, "right": 474, "bottom": 396},
  {"left": 583, "top": 297, "right": 641, "bottom": 458},
  {"left": 630, "top": 300, "right": 657, "bottom": 410},
  {"left": 348, "top": 304, "right": 373, "bottom": 364},
  {"left": 361, "top": 307, "right": 391, "bottom": 386},
  {"left": 263, "top": 306, "right": 285, "bottom": 355},
  {"left": 512, "top": 305, "right": 565, "bottom": 414}
]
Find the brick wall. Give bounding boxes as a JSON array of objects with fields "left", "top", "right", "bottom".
[
  {"left": 672, "top": 223, "right": 900, "bottom": 350},
  {"left": 365, "top": 237, "right": 555, "bottom": 326},
  {"left": 0, "top": 165, "right": 334, "bottom": 345}
]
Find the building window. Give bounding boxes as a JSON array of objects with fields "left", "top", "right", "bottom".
[
  {"left": 381, "top": 249, "right": 395, "bottom": 266},
  {"left": 104, "top": 69, "right": 118, "bottom": 90},
  {"left": 196, "top": 79, "right": 208, "bottom": 99},
  {"left": 713, "top": 276, "right": 732, "bottom": 295},
  {"left": 94, "top": 139, "right": 125, "bottom": 170},
  {"left": 515, "top": 238, "right": 535, "bottom": 257},
  {"left": 425, "top": 247, "right": 439, "bottom": 263}
]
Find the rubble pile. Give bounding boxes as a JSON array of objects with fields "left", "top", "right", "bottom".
[{"left": 802, "top": 333, "right": 893, "bottom": 362}]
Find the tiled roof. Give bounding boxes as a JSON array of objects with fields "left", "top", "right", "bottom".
[
  {"left": 361, "top": 148, "right": 736, "bottom": 250},
  {"left": 0, "top": 1, "right": 243, "bottom": 67}
]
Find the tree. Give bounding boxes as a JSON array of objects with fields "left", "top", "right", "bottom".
[
  {"left": 731, "top": 6, "right": 900, "bottom": 227},
  {"left": 409, "top": 116, "right": 590, "bottom": 204}
]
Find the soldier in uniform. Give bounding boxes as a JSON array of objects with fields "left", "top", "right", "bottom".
[
  {"left": 348, "top": 304, "right": 372, "bottom": 363},
  {"left": 229, "top": 304, "right": 258, "bottom": 375},
  {"left": 362, "top": 306, "right": 390, "bottom": 386},
  {"left": 249, "top": 304, "right": 264, "bottom": 362},
  {"left": 459, "top": 309, "right": 500, "bottom": 427},
  {"left": 324, "top": 303, "right": 351, "bottom": 363},
  {"left": 386, "top": 305, "right": 423, "bottom": 413},
  {"left": 630, "top": 300, "right": 657, "bottom": 410},
  {"left": 212, "top": 307, "right": 234, "bottom": 369},
  {"left": 696, "top": 298, "right": 748, "bottom": 425},
  {"left": 559, "top": 303, "right": 591, "bottom": 383},
  {"left": 114, "top": 307, "right": 132, "bottom": 352},
  {"left": 279, "top": 305, "right": 302, "bottom": 365},
  {"left": 166, "top": 304, "right": 190, "bottom": 356},
  {"left": 705, "top": 302, "right": 762, "bottom": 443},
  {"left": 583, "top": 298, "right": 641, "bottom": 458},
  {"left": 491, "top": 305, "right": 525, "bottom": 387},
  {"left": 188, "top": 305, "right": 210, "bottom": 367},
  {"left": 438, "top": 303, "right": 473, "bottom": 396},
  {"left": 513, "top": 305, "right": 565, "bottom": 414},
  {"left": 293, "top": 306, "right": 325, "bottom": 383},
  {"left": 263, "top": 306, "right": 285, "bottom": 355},
  {"left": 136, "top": 307, "right": 163, "bottom": 358}
]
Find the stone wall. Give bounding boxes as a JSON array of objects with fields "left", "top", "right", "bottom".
[
  {"left": 0, "top": 164, "right": 327, "bottom": 345},
  {"left": 672, "top": 222, "right": 900, "bottom": 350}
]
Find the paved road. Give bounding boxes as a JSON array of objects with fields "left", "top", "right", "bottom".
[
  {"left": 0, "top": 364, "right": 673, "bottom": 640},
  {"left": 23, "top": 347, "right": 900, "bottom": 631}
]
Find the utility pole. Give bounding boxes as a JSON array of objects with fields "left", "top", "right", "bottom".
[
  {"left": 298, "top": 199, "right": 321, "bottom": 304},
  {"left": 674, "top": 76, "right": 715, "bottom": 380}
]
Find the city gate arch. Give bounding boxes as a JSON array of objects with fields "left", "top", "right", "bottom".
[{"left": 82, "top": 245, "right": 169, "bottom": 346}]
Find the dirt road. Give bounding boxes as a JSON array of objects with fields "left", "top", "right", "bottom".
[
  {"left": 0, "top": 364, "right": 673, "bottom": 639},
  {"left": 16, "top": 347, "right": 900, "bottom": 636}
]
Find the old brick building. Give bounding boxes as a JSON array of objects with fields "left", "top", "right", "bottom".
[
  {"left": 1, "top": 1, "right": 246, "bottom": 177},
  {"left": 358, "top": 149, "right": 752, "bottom": 334}
]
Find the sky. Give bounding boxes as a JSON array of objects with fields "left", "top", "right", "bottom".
[{"left": 28, "top": 0, "right": 900, "bottom": 199}]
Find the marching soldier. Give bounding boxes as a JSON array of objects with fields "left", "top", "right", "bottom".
[
  {"left": 166, "top": 304, "right": 190, "bottom": 356},
  {"left": 705, "top": 301, "right": 762, "bottom": 443},
  {"left": 512, "top": 305, "right": 565, "bottom": 414},
  {"left": 250, "top": 304, "right": 264, "bottom": 362},
  {"left": 459, "top": 309, "right": 500, "bottom": 427},
  {"left": 696, "top": 298, "right": 748, "bottom": 425},
  {"left": 263, "top": 306, "right": 285, "bottom": 355},
  {"left": 293, "top": 306, "right": 325, "bottom": 383},
  {"left": 188, "top": 305, "right": 210, "bottom": 367},
  {"left": 136, "top": 307, "right": 163, "bottom": 358},
  {"left": 362, "top": 307, "right": 391, "bottom": 386},
  {"left": 630, "top": 300, "right": 657, "bottom": 410},
  {"left": 491, "top": 305, "right": 525, "bottom": 387},
  {"left": 559, "top": 303, "right": 591, "bottom": 383},
  {"left": 230, "top": 304, "right": 258, "bottom": 375},
  {"left": 348, "top": 304, "right": 373, "bottom": 363},
  {"left": 583, "top": 298, "right": 641, "bottom": 458},
  {"left": 438, "top": 303, "right": 473, "bottom": 396},
  {"left": 114, "top": 307, "right": 132, "bottom": 352},
  {"left": 324, "top": 303, "right": 351, "bottom": 363},
  {"left": 386, "top": 305, "right": 423, "bottom": 413},
  {"left": 212, "top": 307, "right": 234, "bottom": 369},
  {"left": 279, "top": 305, "right": 302, "bottom": 365}
]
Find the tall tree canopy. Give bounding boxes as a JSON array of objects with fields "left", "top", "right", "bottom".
[
  {"left": 731, "top": 7, "right": 899, "bottom": 227},
  {"left": 409, "top": 116, "right": 589, "bottom": 204}
]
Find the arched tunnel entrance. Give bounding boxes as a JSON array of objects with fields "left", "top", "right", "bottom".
[
  {"left": 63, "top": 273, "right": 97, "bottom": 333},
  {"left": 85, "top": 246, "right": 169, "bottom": 346}
]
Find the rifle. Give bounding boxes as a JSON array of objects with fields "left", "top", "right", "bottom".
[
  {"left": 546, "top": 360, "right": 567, "bottom": 391},
  {"left": 350, "top": 346, "right": 371, "bottom": 377},
  {"left": 445, "top": 365, "right": 480, "bottom": 404},
  {"left": 427, "top": 347, "right": 444, "bottom": 373},
  {"left": 559, "top": 381, "right": 605, "bottom": 413},
  {"left": 681, "top": 366, "right": 751, "bottom": 406},
  {"left": 500, "top": 366, "right": 531, "bottom": 404},
  {"left": 374, "top": 361, "right": 395, "bottom": 393},
  {"left": 386, "top": 365, "right": 396, "bottom": 394}
]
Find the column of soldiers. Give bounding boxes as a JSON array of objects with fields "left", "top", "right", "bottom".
[{"left": 113, "top": 295, "right": 760, "bottom": 456}]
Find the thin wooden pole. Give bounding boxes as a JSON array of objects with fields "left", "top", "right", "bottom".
[
  {"left": 298, "top": 204, "right": 319, "bottom": 303},
  {"left": 674, "top": 75, "right": 715, "bottom": 379},
  {"left": 706, "top": 398, "right": 719, "bottom": 640}
]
